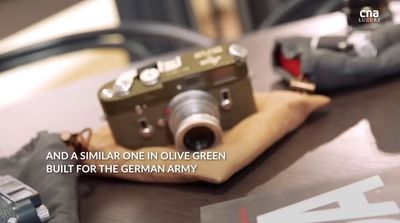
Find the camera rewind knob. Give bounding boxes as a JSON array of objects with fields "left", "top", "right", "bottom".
[
  {"left": 113, "top": 69, "right": 137, "bottom": 96},
  {"left": 100, "top": 69, "right": 137, "bottom": 99},
  {"left": 139, "top": 68, "right": 160, "bottom": 86}
]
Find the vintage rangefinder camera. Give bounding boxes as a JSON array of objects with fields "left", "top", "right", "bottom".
[
  {"left": 0, "top": 175, "right": 50, "bottom": 223},
  {"left": 99, "top": 44, "right": 256, "bottom": 151}
]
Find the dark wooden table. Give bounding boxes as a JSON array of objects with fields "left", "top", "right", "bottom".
[{"left": 0, "top": 12, "right": 399, "bottom": 223}]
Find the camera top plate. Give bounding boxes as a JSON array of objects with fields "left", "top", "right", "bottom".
[{"left": 99, "top": 44, "right": 249, "bottom": 115}]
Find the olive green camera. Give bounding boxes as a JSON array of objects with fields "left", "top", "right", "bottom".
[{"left": 98, "top": 44, "right": 256, "bottom": 151}]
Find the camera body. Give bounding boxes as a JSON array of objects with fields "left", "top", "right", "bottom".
[
  {"left": 0, "top": 175, "right": 50, "bottom": 223},
  {"left": 98, "top": 44, "right": 256, "bottom": 150}
]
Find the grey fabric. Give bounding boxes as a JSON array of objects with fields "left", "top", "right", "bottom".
[
  {"left": 303, "top": 24, "right": 400, "bottom": 90},
  {"left": 278, "top": 37, "right": 311, "bottom": 59},
  {"left": 275, "top": 24, "right": 400, "bottom": 91},
  {"left": 0, "top": 132, "right": 79, "bottom": 223}
]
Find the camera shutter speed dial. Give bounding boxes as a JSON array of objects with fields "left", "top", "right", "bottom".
[
  {"left": 228, "top": 44, "right": 248, "bottom": 63},
  {"left": 139, "top": 68, "right": 160, "bottom": 86}
]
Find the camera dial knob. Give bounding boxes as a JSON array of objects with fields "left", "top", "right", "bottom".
[
  {"left": 100, "top": 88, "right": 114, "bottom": 99},
  {"left": 113, "top": 69, "right": 137, "bottom": 96},
  {"left": 7, "top": 218, "right": 17, "bottom": 223},
  {"left": 229, "top": 44, "right": 248, "bottom": 63},
  {"left": 139, "top": 68, "right": 160, "bottom": 86},
  {"left": 36, "top": 205, "right": 51, "bottom": 223}
]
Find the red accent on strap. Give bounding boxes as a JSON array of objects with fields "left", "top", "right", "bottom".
[
  {"left": 239, "top": 208, "right": 250, "bottom": 223},
  {"left": 278, "top": 52, "right": 303, "bottom": 78}
]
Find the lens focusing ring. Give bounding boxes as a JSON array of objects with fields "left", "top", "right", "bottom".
[{"left": 168, "top": 90, "right": 222, "bottom": 151}]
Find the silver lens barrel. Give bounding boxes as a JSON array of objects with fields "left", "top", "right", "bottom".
[{"left": 168, "top": 90, "right": 222, "bottom": 151}]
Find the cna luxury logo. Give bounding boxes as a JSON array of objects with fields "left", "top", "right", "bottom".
[{"left": 359, "top": 7, "right": 381, "bottom": 23}]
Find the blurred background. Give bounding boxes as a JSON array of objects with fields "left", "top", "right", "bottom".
[
  {"left": 0, "top": 0, "right": 393, "bottom": 107},
  {"left": 0, "top": 0, "right": 350, "bottom": 42}
]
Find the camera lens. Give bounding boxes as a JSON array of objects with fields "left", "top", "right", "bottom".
[
  {"left": 184, "top": 127, "right": 215, "bottom": 151},
  {"left": 168, "top": 90, "right": 222, "bottom": 151}
]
